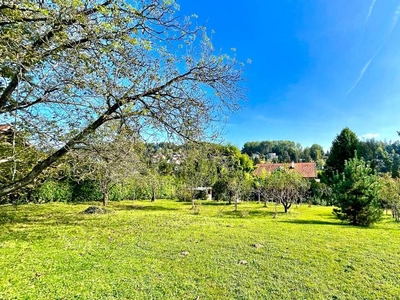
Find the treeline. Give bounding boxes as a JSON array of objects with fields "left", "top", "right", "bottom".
[
  {"left": 0, "top": 135, "right": 254, "bottom": 207},
  {"left": 242, "top": 136, "right": 400, "bottom": 176},
  {"left": 241, "top": 140, "right": 325, "bottom": 168}
]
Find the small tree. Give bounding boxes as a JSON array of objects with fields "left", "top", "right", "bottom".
[
  {"left": 266, "top": 167, "right": 310, "bottom": 213},
  {"left": 176, "top": 143, "right": 217, "bottom": 209},
  {"left": 332, "top": 156, "right": 382, "bottom": 226},
  {"left": 226, "top": 171, "right": 252, "bottom": 212},
  {"left": 71, "top": 127, "right": 139, "bottom": 206},
  {"left": 380, "top": 174, "right": 400, "bottom": 221}
]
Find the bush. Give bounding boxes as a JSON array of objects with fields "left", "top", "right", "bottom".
[
  {"left": 176, "top": 185, "right": 192, "bottom": 202},
  {"left": 72, "top": 180, "right": 102, "bottom": 202},
  {"left": 309, "top": 181, "right": 332, "bottom": 206},
  {"left": 36, "top": 180, "right": 73, "bottom": 203}
]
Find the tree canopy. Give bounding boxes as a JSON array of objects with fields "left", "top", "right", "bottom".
[
  {"left": 0, "top": 0, "right": 245, "bottom": 196},
  {"left": 325, "top": 127, "right": 359, "bottom": 178}
]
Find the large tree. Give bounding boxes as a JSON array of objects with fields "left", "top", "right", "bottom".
[
  {"left": 325, "top": 127, "right": 359, "bottom": 179},
  {"left": 0, "top": 0, "right": 244, "bottom": 196},
  {"left": 309, "top": 144, "right": 324, "bottom": 161}
]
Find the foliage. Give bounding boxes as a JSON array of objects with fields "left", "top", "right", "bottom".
[
  {"left": 0, "top": 0, "right": 245, "bottom": 196},
  {"left": 262, "top": 167, "right": 310, "bottom": 213},
  {"left": 0, "top": 127, "right": 44, "bottom": 203},
  {"left": 325, "top": 127, "right": 359, "bottom": 180},
  {"left": 310, "top": 144, "right": 324, "bottom": 161},
  {"left": 70, "top": 127, "right": 140, "bottom": 205},
  {"left": 332, "top": 156, "right": 382, "bottom": 226},
  {"left": 1, "top": 201, "right": 399, "bottom": 299},
  {"left": 309, "top": 181, "right": 332, "bottom": 205},
  {"left": 35, "top": 180, "right": 73, "bottom": 203},
  {"left": 242, "top": 140, "right": 316, "bottom": 163},
  {"left": 379, "top": 174, "right": 400, "bottom": 221},
  {"left": 210, "top": 144, "right": 254, "bottom": 209},
  {"left": 175, "top": 143, "right": 217, "bottom": 207},
  {"left": 71, "top": 180, "right": 103, "bottom": 202}
]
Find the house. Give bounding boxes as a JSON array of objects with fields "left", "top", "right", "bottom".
[
  {"left": 0, "top": 124, "right": 14, "bottom": 144},
  {"left": 266, "top": 153, "right": 279, "bottom": 160},
  {"left": 254, "top": 162, "right": 317, "bottom": 179},
  {"left": 191, "top": 187, "right": 212, "bottom": 200},
  {"left": 0, "top": 124, "right": 31, "bottom": 147}
]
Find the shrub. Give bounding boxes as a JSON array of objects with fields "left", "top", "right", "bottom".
[
  {"left": 72, "top": 180, "right": 102, "bottom": 202},
  {"left": 36, "top": 180, "right": 73, "bottom": 203}
]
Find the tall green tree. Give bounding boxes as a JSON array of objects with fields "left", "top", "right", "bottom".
[
  {"left": 332, "top": 156, "right": 382, "bottom": 226},
  {"left": 0, "top": 0, "right": 245, "bottom": 197},
  {"left": 325, "top": 127, "right": 359, "bottom": 180},
  {"left": 392, "top": 154, "right": 400, "bottom": 178},
  {"left": 310, "top": 144, "right": 324, "bottom": 161}
]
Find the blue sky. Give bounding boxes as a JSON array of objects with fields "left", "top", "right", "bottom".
[{"left": 178, "top": 0, "right": 400, "bottom": 151}]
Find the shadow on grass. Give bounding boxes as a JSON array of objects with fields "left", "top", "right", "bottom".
[
  {"left": 220, "top": 209, "right": 286, "bottom": 218},
  {"left": 279, "top": 219, "right": 346, "bottom": 226},
  {"left": 0, "top": 210, "right": 90, "bottom": 227},
  {"left": 200, "top": 201, "right": 231, "bottom": 206},
  {"left": 111, "top": 203, "right": 178, "bottom": 211},
  {"left": 177, "top": 200, "right": 232, "bottom": 206}
]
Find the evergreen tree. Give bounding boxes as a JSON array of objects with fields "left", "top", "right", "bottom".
[
  {"left": 325, "top": 127, "right": 359, "bottom": 180},
  {"left": 332, "top": 156, "right": 382, "bottom": 226},
  {"left": 392, "top": 154, "right": 400, "bottom": 178}
]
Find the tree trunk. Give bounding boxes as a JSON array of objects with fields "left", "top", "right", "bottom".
[
  {"left": 283, "top": 203, "right": 291, "bottom": 213},
  {"left": 273, "top": 204, "right": 278, "bottom": 218},
  {"left": 102, "top": 190, "right": 109, "bottom": 206},
  {"left": 151, "top": 186, "right": 155, "bottom": 202},
  {"left": 234, "top": 196, "right": 238, "bottom": 212},
  {"left": 191, "top": 197, "right": 195, "bottom": 209},
  {"left": 352, "top": 212, "right": 357, "bottom": 225}
]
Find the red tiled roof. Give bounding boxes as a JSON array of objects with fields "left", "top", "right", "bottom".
[
  {"left": 0, "top": 124, "right": 12, "bottom": 132},
  {"left": 254, "top": 162, "right": 317, "bottom": 178}
]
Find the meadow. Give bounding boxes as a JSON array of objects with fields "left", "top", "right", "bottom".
[{"left": 0, "top": 200, "right": 399, "bottom": 299}]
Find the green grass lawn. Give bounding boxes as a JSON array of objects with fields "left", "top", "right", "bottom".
[{"left": 1, "top": 200, "right": 399, "bottom": 299}]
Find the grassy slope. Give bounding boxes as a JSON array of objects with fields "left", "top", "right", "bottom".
[{"left": 0, "top": 200, "right": 399, "bottom": 300}]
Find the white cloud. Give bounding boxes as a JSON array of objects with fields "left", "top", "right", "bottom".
[
  {"left": 389, "top": 3, "right": 400, "bottom": 35},
  {"left": 346, "top": 42, "right": 384, "bottom": 97},
  {"left": 359, "top": 133, "right": 380, "bottom": 139},
  {"left": 365, "top": 0, "right": 377, "bottom": 26},
  {"left": 347, "top": 3, "right": 400, "bottom": 97}
]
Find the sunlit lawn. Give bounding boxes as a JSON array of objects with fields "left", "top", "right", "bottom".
[{"left": 1, "top": 200, "right": 399, "bottom": 299}]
